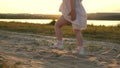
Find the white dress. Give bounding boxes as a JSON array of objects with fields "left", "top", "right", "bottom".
[{"left": 59, "top": 0, "right": 87, "bottom": 30}]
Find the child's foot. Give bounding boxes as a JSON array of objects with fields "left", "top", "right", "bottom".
[
  {"left": 51, "top": 41, "right": 64, "bottom": 50},
  {"left": 72, "top": 46, "right": 85, "bottom": 55}
]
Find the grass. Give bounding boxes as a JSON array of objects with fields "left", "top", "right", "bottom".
[
  {"left": 0, "top": 64, "right": 2, "bottom": 68},
  {"left": 83, "top": 24, "right": 120, "bottom": 43},
  {"left": 86, "top": 44, "right": 103, "bottom": 52},
  {"left": 0, "top": 21, "right": 120, "bottom": 44}
]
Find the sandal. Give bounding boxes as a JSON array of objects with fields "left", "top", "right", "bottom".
[
  {"left": 51, "top": 41, "right": 64, "bottom": 50},
  {"left": 72, "top": 46, "right": 85, "bottom": 55}
]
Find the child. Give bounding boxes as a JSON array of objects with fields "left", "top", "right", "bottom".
[{"left": 52, "top": 0, "right": 87, "bottom": 55}]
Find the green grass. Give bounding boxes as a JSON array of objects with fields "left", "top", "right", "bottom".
[
  {"left": 0, "top": 21, "right": 120, "bottom": 44},
  {"left": 83, "top": 25, "right": 120, "bottom": 43},
  {"left": 0, "top": 64, "right": 3, "bottom": 68},
  {"left": 86, "top": 44, "right": 103, "bottom": 52}
]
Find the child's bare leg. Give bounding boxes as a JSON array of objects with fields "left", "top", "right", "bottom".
[
  {"left": 73, "top": 29, "right": 84, "bottom": 54},
  {"left": 55, "top": 16, "right": 69, "bottom": 41},
  {"left": 53, "top": 16, "right": 69, "bottom": 49},
  {"left": 73, "top": 29, "right": 83, "bottom": 47}
]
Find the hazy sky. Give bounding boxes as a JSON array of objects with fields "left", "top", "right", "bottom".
[{"left": 0, "top": 0, "right": 120, "bottom": 14}]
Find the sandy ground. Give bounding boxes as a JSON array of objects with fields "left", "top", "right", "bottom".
[{"left": 0, "top": 30, "right": 120, "bottom": 68}]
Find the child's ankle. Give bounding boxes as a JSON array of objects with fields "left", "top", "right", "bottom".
[
  {"left": 77, "top": 46, "right": 84, "bottom": 49},
  {"left": 57, "top": 40, "right": 63, "bottom": 44}
]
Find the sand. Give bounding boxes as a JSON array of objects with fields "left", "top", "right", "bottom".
[{"left": 0, "top": 30, "right": 120, "bottom": 68}]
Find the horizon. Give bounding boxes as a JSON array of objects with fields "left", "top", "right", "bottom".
[
  {"left": 0, "top": 12, "right": 120, "bottom": 15},
  {"left": 0, "top": 0, "right": 120, "bottom": 14}
]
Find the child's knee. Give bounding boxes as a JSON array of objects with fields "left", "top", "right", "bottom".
[
  {"left": 73, "top": 29, "right": 80, "bottom": 34},
  {"left": 55, "top": 22, "right": 62, "bottom": 28}
]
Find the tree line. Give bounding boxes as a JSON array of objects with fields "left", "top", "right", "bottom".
[{"left": 0, "top": 13, "right": 120, "bottom": 20}]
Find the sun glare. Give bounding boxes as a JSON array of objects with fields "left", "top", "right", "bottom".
[
  {"left": 83, "top": 0, "right": 120, "bottom": 13},
  {"left": 1, "top": 0, "right": 62, "bottom": 14},
  {"left": 0, "top": 0, "right": 120, "bottom": 14}
]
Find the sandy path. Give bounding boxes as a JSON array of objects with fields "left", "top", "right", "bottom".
[{"left": 0, "top": 30, "right": 120, "bottom": 68}]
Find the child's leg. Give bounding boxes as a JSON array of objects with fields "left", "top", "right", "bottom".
[
  {"left": 52, "top": 16, "right": 70, "bottom": 49},
  {"left": 73, "top": 29, "right": 85, "bottom": 54},
  {"left": 73, "top": 29, "right": 83, "bottom": 47},
  {"left": 55, "top": 16, "right": 69, "bottom": 41}
]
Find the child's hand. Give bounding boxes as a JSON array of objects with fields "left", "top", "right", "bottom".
[{"left": 69, "top": 10, "right": 76, "bottom": 21}]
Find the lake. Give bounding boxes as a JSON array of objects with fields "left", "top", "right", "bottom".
[{"left": 0, "top": 19, "right": 120, "bottom": 26}]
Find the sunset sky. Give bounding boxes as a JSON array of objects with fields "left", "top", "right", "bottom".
[{"left": 0, "top": 0, "right": 120, "bottom": 14}]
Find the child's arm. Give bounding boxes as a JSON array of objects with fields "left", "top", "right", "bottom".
[{"left": 69, "top": 0, "right": 76, "bottom": 21}]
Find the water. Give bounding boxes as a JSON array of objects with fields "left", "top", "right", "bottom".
[
  {"left": 88, "top": 20, "right": 120, "bottom": 26},
  {"left": 0, "top": 19, "right": 120, "bottom": 26},
  {"left": 0, "top": 19, "right": 52, "bottom": 24}
]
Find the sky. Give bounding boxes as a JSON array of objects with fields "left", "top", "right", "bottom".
[{"left": 0, "top": 0, "right": 120, "bottom": 14}]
